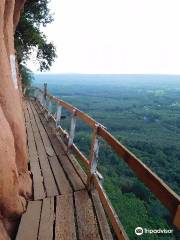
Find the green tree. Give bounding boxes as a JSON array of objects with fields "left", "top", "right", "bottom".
[{"left": 15, "top": 0, "right": 57, "bottom": 85}]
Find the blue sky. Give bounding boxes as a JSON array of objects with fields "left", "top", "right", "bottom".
[{"left": 28, "top": 0, "right": 180, "bottom": 74}]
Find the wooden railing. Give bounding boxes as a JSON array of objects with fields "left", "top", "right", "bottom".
[{"left": 27, "top": 85, "right": 180, "bottom": 239}]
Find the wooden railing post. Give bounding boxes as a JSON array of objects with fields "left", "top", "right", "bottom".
[
  {"left": 87, "top": 124, "right": 100, "bottom": 190},
  {"left": 56, "top": 105, "right": 62, "bottom": 129},
  {"left": 67, "top": 109, "right": 76, "bottom": 151},
  {"left": 40, "top": 92, "right": 44, "bottom": 106},
  {"left": 44, "top": 83, "right": 47, "bottom": 98},
  {"left": 43, "top": 83, "right": 47, "bottom": 107},
  {"left": 47, "top": 99, "right": 52, "bottom": 118}
]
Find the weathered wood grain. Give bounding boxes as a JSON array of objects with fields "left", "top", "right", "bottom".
[
  {"left": 49, "top": 155, "right": 72, "bottom": 194},
  {"left": 16, "top": 201, "right": 42, "bottom": 240},
  {"left": 28, "top": 102, "right": 58, "bottom": 197},
  {"left": 91, "top": 190, "right": 113, "bottom": 240},
  {"left": 74, "top": 190, "right": 101, "bottom": 240},
  {"left": 38, "top": 198, "right": 54, "bottom": 240},
  {"left": 55, "top": 194, "right": 77, "bottom": 240},
  {"left": 26, "top": 102, "right": 45, "bottom": 200},
  {"left": 34, "top": 102, "right": 85, "bottom": 192},
  {"left": 31, "top": 103, "right": 54, "bottom": 157}
]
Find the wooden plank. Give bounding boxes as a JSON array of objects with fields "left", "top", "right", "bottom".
[
  {"left": 35, "top": 101, "right": 88, "bottom": 188},
  {"left": 26, "top": 102, "right": 45, "bottom": 200},
  {"left": 36, "top": 112, "right": 84, "bottom": 192},
  {"left": 16, "top": 201, "right": 42, "bottom": 240},
  {"left": 31, "top": 103, "right": 54, "bottom": 157},
  {"left": 74, "top": 190, "right": 101, "bottom": 240},
  {"left": 30, "top": 160, "right": 45, "bottom": 200},
  {"left": 35, "top": 101, "right": 87, "bottom": 185},
  {"left": 98, "top": 127, "right": 180, "bottom": 216},
  {"left": 91, "top": 190, "right": 113, "bottom": 240},
  {"left": 37, "top": 103, "right": 89, "bottom": 184},
  {"left": 34, "top": 102, "right": 85, "bottom": 192},
  {"left": 38, "top": 198, "right": 54, "bottom": 240},
  {"left": 58, "top": 152, "right": 85, "bottom": 191},
  {"left": 55, "top": 194, "right": 77, "bottom": 240},
  {"left": 56, "top": 134, "right": 87, "bottom": 184},
  {"left": 68, "top": 153, "right": 87, "bottom": 183},
  {"left": 35, "top": 101, "right": 90, "bottom": 171},
  {"left": 34, "top": 102, "right": 63, "bottom": 154},
  {"left": 28, "top": 103, "right": 59, "bottom": 197},
  {"left": 93, "top": 175, "right": 129, "bottom": 240},
  {"left": 49, "top": 155, "right": 72, "bottom": 194}
]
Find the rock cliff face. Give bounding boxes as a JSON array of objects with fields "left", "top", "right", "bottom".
[{"left": 0, "top": 1, "right": 32, "bottom": 239}]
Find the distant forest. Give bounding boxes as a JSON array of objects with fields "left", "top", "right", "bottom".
[{"left": 35, "top": 74, "right": 180, "bottom": 239}]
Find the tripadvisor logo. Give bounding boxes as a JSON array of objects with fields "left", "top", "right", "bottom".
[
  {"left": 135, "top": 227, "right": 143, "bottom": 236},
  {"left": 135, "top": 227, "right": 173, "bottom": 236}
]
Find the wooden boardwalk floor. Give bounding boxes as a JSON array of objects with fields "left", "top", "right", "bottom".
[{"left": 16, "top": 100, "right": 113, "bottom": 240}]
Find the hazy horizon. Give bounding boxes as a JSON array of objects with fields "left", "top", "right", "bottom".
[{"left": 33, "top": 74, "right": 180, "bottom": 89}]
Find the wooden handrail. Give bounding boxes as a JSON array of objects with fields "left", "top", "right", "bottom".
[
  {"left": 98, "top": 127, "right": 180, "bottom": 216},
  {"left": 93, "top": 175, "right": 129, "bottom": 240},
  {"left": 29, "top": 86, "right": 180, "bottom": 235}
]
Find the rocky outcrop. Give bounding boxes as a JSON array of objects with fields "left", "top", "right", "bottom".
[{"left": 0, "top": 1, "right": 32, "bottom": 239}]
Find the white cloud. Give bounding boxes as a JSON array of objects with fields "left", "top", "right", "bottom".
[{"left": 28, "top": 0, "right": 180, "bottom": 74}]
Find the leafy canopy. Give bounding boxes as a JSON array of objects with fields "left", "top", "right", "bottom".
[{"left": 15, "top": 0, "right": 56, "bottom": 72}]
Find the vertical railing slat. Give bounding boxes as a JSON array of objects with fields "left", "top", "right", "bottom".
[
  {"left": 56, "top": 105, "right": 62, "bottom": 128},
  {"left": 47, "top": 99, "right": 52, "bottom": 118},
  {"left": 67, "top": 109, "right": 76, "bottom": 151},
  {"left": 87, "top": 124, "right": 100, "bottom": 189}
]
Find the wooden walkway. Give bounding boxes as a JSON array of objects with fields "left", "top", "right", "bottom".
[{"left": 16, "top": 100, "right": 113, "bottom": 240}]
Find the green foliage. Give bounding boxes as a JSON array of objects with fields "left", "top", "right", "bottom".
[
  {"left": 15, "top": 0, "right": 56, "bottom": 71},
  {"left": 116, "top": 193, "right": 175, "bottom": 240},
  {"left": 20, "top": 64, "right": 34, "bottom": 86},
  {"left": 21, "top": 0, "right": 53, "bottom": 27}
]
